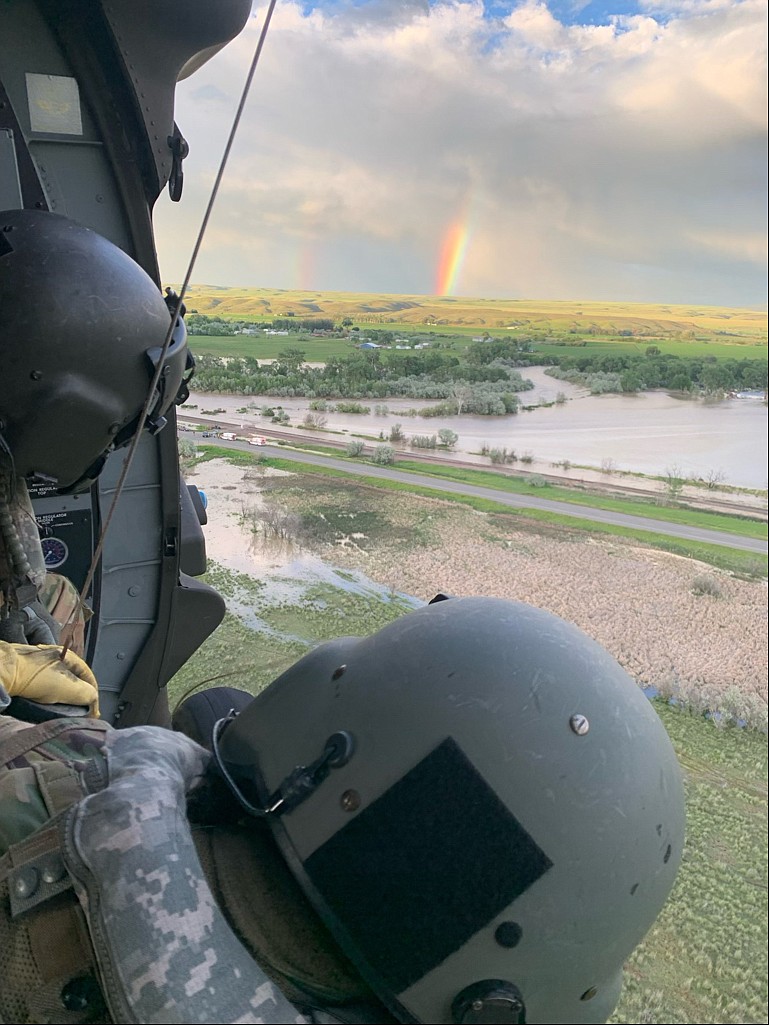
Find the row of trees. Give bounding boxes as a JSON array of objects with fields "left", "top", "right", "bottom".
[
  {"left": 191, "top": 349, "right": 533, "bottom": 416},
  {"left": 186, "top": 314, "right": 340, "bottom": 335},
  {"left": 546, "top": 351, "right": 767, "bottom": 394}
]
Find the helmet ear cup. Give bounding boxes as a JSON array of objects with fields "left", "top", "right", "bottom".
[
  {"left": 0, "top": 209, "right": 186, "bottom": 488},
  {"left": 172, "top": 686, "right": 255, "bottom": 751},
  {"left": 451, "top": 980, "right": 526, "bottom": 1024}
]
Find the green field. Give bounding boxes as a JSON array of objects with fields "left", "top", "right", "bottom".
[
  {"left": 189, "top": 331, "right": 768, "bottom": 365},
  {"left": 189, "top": 334, "right": 361, "bottom": 361}
]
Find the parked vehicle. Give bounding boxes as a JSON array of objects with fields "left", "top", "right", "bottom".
[
  {"left": 249, "top": 437, "right": 267, "bottom": 446},
  {"left": 220, "top": 432, "right": 238, "bottom": 441}
]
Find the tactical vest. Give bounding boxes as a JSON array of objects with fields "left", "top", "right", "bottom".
[{"left": 0, "top": 716, "right": 111, "bottom": 1024}]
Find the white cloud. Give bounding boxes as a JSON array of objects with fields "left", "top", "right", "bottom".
[{"left": 153, "top": 0, "right": 767, "bottom": 304}]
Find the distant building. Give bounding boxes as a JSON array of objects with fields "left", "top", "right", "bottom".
[{"left": 359, "top": 342, "right": 379, "bottom": 349}]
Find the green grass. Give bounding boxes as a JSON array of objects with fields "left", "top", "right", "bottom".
[
  {"left": 189, "top": 331, "right": 767, "bottom": 364},
  {"left": 610, "top": 703, "right": 768, "bottom": 1024},
  {"left": 189, "top": 335, "right": 360, "bottom": 361},
  {"left": 196, "top": 447, "right": 767, "bottom": 577},
  {"left": 388, "top": 459, "right": 768, "bottom": 540},
  {"left": 531, "top": 338, "right": 768, "bottom": 360}
]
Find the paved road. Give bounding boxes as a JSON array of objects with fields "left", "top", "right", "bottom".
[{"left": 199, "top": 437, "right": 768, "bottom": 555}]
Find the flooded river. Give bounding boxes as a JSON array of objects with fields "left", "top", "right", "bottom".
[{"left": 186, "top": 367, "right": 767, "bottom": 488}]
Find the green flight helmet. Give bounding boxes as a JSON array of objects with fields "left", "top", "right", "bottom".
[
  {"left": 217, "top": 596, "right": 685, "bottom": 1025},
  {"left": 0, "top": 208, "right": 190, "bottom": 491}
]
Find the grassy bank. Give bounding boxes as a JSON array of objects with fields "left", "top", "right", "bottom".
[{"left": 197, "top": 443, "right": 768, "bottom": 538}]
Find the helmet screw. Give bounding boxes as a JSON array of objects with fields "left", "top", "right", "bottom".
[
  {"left": 494, "top": 921, "right": 523, "bottom": 948},
  {"left": 340, "top": 789, "right": 361, "bottom": 812},
  {"left": 108, "top": 422, "right": 121, "bottom": 435},
  {"left": 30, "top": 370, "right": 43, "bottom": 380},
  {"left": 581, "top": 987, "right": 598, "bottom": 1001},
  {"left": 471, "top": 999, "right": 484, "bottom": 1012},
  {"left": 570, "top": 713, "right": 590, "bottom": 735}
]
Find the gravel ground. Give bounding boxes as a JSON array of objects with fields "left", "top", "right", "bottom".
[{"left": 319, "top": 499, "right": 768, "bottom": 718}]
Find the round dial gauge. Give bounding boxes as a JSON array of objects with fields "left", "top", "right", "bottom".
[{"left": 41, "top": 536, "right": 69, "bottom": 570}]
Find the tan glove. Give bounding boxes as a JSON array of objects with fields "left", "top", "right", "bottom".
[{"left": 0, "top": 642, "right": 100, "bottom": 717}]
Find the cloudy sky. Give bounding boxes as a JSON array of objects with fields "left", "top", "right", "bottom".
[{"left": 153, "top": 0, "right": 767, "bottom": 306}]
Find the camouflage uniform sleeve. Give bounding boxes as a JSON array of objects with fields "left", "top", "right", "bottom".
[{"left": 63, "top": 725, "right": 308, "bottom": 1025}]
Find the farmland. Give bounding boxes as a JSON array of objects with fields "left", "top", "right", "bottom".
[
  {"left": 181, "top": 288, "right": 767, "bottom": 367},
  {"left": 181, "top": 286, "right": 767, "bottom": 344}
]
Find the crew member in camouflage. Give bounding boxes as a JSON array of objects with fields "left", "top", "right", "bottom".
[
  {"left": 0, "top": 667, "right": 380, "bottom": 1025},
  {"left": 1, "top": 598, "right": 685, "bottom": 1025}
]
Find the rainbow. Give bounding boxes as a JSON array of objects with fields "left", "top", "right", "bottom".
[{"left": 435, "top": 219, "right": 470, "bottom": 296}]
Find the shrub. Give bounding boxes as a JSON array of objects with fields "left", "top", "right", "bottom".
[
  {"left": 242, "top": 502, "right": 300, "bottom": 541},
  {"left": 345, "top": 441, "right": 365, "bottom": 457},
  {"left": 371, "top": 445, "right": 395, "bottom": 465},
  {"left": 489, "top": 447, "right": 516, "bottom": 465},
  {"left": 691, "top": 574, "right": 724, "bottom": 598},
  {"left": 302, "top": 412, "right": 327, "bottom": 429},
  {"left": 389, "top": 423, "right": 405, "bottom": 442},
  {"left": 178, "top": 438, "right": 197, "bottom": 465},
  {"left": 419, "top": 402, "right": 455, "bottom": 418},
  {"left": 309, "top": 399, "right": 328, "bottom": 411},
  {"left": 529, "top": 474, "right": 547, "bottom": 487},
  {"left": 438, "top": 429, "right": 458, "bottom": 449},
  {"left": 411, "top": 435, "right": 437, "bottom": 449},
  {"left": 520, "top": 452, "right": 534, "bottom": 464},
  {"left": 336, "top": 402, "right": 371, "bottom": 414}
]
